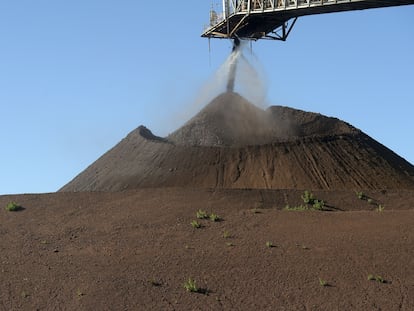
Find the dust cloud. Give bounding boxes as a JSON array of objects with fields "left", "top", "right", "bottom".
[{"left": 166, "top": 40, "right": 269, "bottom": 134}]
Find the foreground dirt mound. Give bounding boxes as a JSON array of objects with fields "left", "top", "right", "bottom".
[
  {"left": 1, "top": 189, "right": 414, "bottom": 310},
  {"left": 60, "top": 92, "right": 414, "bottom": 191}
]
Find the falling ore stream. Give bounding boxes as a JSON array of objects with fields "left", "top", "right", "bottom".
[{"left": 226, "top": 38, "right": 241, "bottom": 92}]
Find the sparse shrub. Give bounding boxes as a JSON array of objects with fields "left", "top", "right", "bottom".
[
  {"left": 290, "top": 191, "right": 326, "bottom": 211},
  {"left": 209, "top": 213, "right": 221, "bottom": 222},
  {"left": 356, "top": 191, "right": 365, "bottom": 200},
  {"left": 190, "top": 220, "right": 201, "bottom": 229},
  {"left": 301, "top": 191, "right": 315, "bottom": 204},
  {"left": 223, "top": 230, "right": 231, "bottom": 238},
  {"left": 319, "top": 278, "right": 328, "bottom": 287},
  {"left": 368, "top": 274, "right": 386, "bottom": 283},
  {"left": 251, "top": 208, "right": 261, "bottom": 214},
  {"left": 5, "top": 201, "right": 21, "bottom": 212},
  {"left": 377, "top": 205, "right": 385, "bottom": 212},
  {"left": 196, "top": 209, "right": 208, "bottom": 219},
  {"left": 367, "top": 198, "right": 373, "bottom": 204},
  {"left": 184, "top": 278, "right": 199, "bottom": 292},
  {"left": 226, "top": 242, "right": 234, "bottom": 247},
  {"left": 312, "top": 199, "right": 325, "bottom": 211},
  {"left": 265, "top": 241, "right": 274, "bottom": 248},
  {"left": 76, "top": 289, "right": 84, "bottom": 297}
]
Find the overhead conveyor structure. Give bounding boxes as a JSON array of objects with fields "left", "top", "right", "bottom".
[{"left": 202, "top": 0, "right": 414, "bottom": 41}]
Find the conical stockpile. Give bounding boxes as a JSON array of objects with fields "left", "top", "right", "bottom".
[{"left": 60, "top": 92, "right": 414, "bottom": 192}]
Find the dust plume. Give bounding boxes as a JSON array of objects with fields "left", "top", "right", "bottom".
[{"left": 167, "top": 40, "right": 269, "bottom": 134}]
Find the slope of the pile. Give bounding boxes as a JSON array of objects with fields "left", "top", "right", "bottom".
[
  {"left": 167, "top": 92, "right": 359, "bottom": 146},
  {"left": 60, "top": 92, "right": 414, "bottom": 191}
]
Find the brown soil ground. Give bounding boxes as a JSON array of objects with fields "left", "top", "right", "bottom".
[
  {"left": 1, "top": 188, "right": 413, "bottom": 310},
  {"left": 3, "top": 92, "right": 414, "bottom": 310}
]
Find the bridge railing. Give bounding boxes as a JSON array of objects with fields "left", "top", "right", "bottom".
[{"left": 207, "top": 0, "right": 361, "bottom": 29}]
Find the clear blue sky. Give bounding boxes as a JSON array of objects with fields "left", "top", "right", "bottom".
[{"left": 1, "top": 1, "right": 413, "bottom": 195}]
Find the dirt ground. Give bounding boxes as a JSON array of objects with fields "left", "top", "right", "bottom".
[{"left": 1, "top": 188, "right": 413, "bottom": 310}]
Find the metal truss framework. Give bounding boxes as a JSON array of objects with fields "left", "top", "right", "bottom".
[{"left": 202, "top": 0, "right": 414, "bottom": 41}]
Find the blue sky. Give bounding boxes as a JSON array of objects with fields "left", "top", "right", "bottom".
[{"left": 1, "top": 1, "right": 413, "bottom": 195}]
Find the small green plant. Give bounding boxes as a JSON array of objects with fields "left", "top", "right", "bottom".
[
  {"left": 265, "top": 241, "right": 274, "bottom": 248},
  {"left": 377, "top": 205, "right": 385, "bottom": 212},
  {"left": 356, "top": 191, "right": 365, "bottom": 200},
  {"left": 289, "top": 191, "right": 326, "bottom": 211},
  {"left": 196, "top": 209, "right": 208, "bottom": 219},
  {"left": 209, "top": 213, "right": 221, "bottom": 222},
  {"left": 312, "top": 199, "right": 325, "bottom": 211},
  {"left": 223, "top": 230, "right": 231, "bottom": 238},
  {"left": 368, "top": 274, "right": 386, "bottom": 283},
  {"left": 190, "top": 220, "right": 201, "bottom": 229},
  {"left": 76, "top": 289, "right": 84, "bottom": 297},
  {"left": 319, "top": 278, "right": 328, "bottom": 287},
  {"left": 284, "top": 204, "right": 308, "bottom": 211},
  {"left": 183, "top": 278, "right": 199, "bottom": 293},
  {"left": 301, "top": 191, "right": 315, "bottom": 204},
  {"left": 5, "top": 201, "right": 22, "bottom": 212}
]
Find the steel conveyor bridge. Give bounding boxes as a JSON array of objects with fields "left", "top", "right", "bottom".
[{"left": 202, "top": 0, "right": 414, "bottom": 41}]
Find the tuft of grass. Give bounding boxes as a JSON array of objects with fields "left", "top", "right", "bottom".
[
  {"left": 284, "top": 204, "right": 308, "bottom": 211},
  {"left": 301, "top": 190, "right": 315, "bottom": 204},
  {"left": 76, "top": 289, "right": 85, "bottom": 297},
  {"left": 183, "top": 278, "right": 199, "bottom": 293},
  {"left": 196, "top": 209, "right": 208, "bottom": 219},
  {"left": 377, "top": 205, "right": 385, "bottom": 212},
  {"left": 209, "top": 213, "right": 221, "bottom": 222},
  {"left": 223, "top": 230, "right": 231, "bottom": 238},
  {"left": 286, "top": 191, "right": 326, "bottom": 211},
  {"left": 265, "top": 241, "right": 274, "bottom": 248},
  {"left": 319, "top": 278, "right": 329, "bottom": 287},
  {"left": 375, "top": 276, "right": 386, "bottom": 283},
  {"left": 312, "top": 199, "right": 325, "bottom": 211},
  {"left": 356, "top": 191, "right": 365, "bottom": 200},
  {"left": 190, "top": 220, "right": 201, "bottom": 229},
  {"left": 5, "top": 201, "right": 22, "bottom": 212},
  {"left": 368, "top": 274, "right": 386, "bottom": 283}
]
